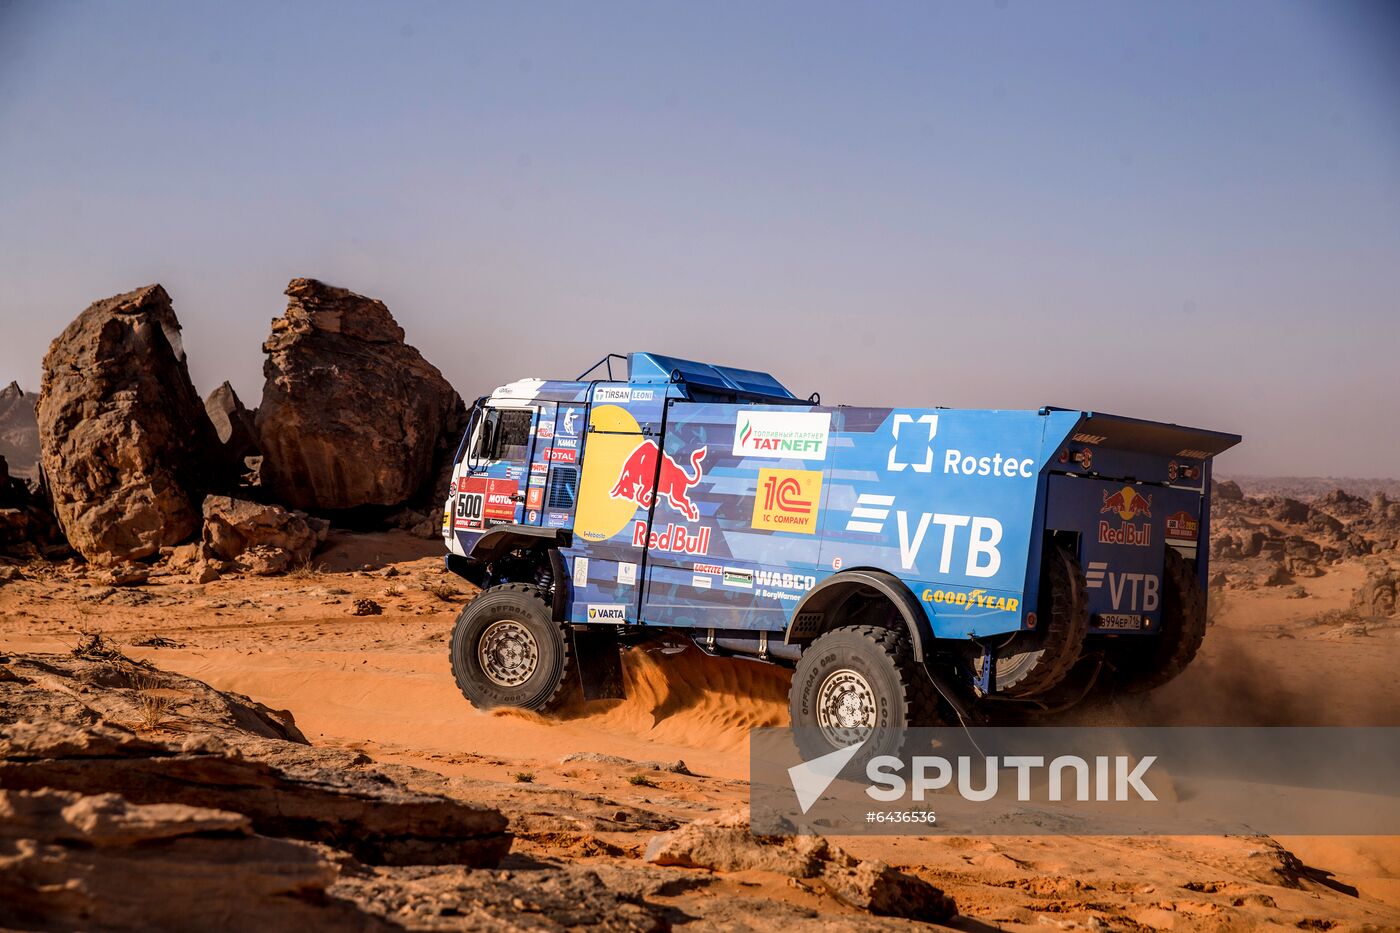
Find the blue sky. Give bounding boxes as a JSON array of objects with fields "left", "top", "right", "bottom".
[{"left": 1, "top": 1, "right": 1397, "bottom": 476}]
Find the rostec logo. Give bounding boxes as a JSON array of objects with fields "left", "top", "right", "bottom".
[
  {"left": 733, "top": 410, "right": 831, "bottom": 460},
  {"left": 887, "top": 414, "right": 938, "bottom": 473},
  {"left": 586, "top": 604, "right": 626, "bottom": 623},
  {"left": 752, "top": 468, "right": 823, "bottom": 534},
  {"left": 610, "top": 440, "right": 707, "bottom": 521},
  {"left": 1085, "top": 561, "right": 1160, "bottom": 612}
]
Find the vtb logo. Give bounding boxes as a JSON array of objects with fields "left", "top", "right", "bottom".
[{"left": 752, "top": 468, "right": 823, "bottom": 534}]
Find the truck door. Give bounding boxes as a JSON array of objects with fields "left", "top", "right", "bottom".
[{"left": 454, "top": 402, "right": 537, "bottom": 528}]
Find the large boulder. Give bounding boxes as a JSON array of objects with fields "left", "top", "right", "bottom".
[
  {"left": 200, "top": 495, "right": 327, "bottom": 571},
  {"left": 256, "top": 279, "right": 465, "bottom": 512},
  {"left": 0, "top": 381, "right": 40, "bottom": 483},
  {"left": 203, "top": 381, "right": 261, "bottom": 480},
  {"left": 36, "top": 286, "right": 219, "bottom": 564}
]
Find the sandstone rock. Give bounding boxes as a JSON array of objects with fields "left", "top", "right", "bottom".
[
  {"left": 0, "top": 788, "right": 381, "bottom": 932},
  {"left": 0, "top": 381, "right": 40, "bottom": 483},
  {"left": 190, "top": 561, "right": 220, "bottom": 584},
  {"left": 256, "top": 278, "right": 466, "bottom": 511},
  {"left": 1214, "top": 479, "right": 1245, "bottom": 501},
  {"left": 820, "top": 858, "right": 958, "bottom": 922},
  {"left": 201, "top": 495, "right": 324, "bottom": 569},
  {"left": 352, "top": 597, "right": 383, "bottom": 616},
  {"left": 99, "top": 562, "right": 150, "bottom": 587},
  {"left": 1352, "top": 568, "right": 1397, "bottom": 619},
  {"left": 37, "top": 285, "right": 220, "bottom": 564},
  {"left": 204, "top": 380, "right": 261, "bottom": 478}
]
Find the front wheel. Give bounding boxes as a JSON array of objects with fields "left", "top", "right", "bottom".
[
  {"left": 449, "top": 583, "right": 575, "bottom": 711},
  {"left": 788, "top": 624, "right": 938, "bottom": 764}
]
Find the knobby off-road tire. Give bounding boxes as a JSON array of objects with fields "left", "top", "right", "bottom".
[
  {"left": 1104, "top": 548, "right": 1206, "bottom": 694},
  {"left": 973, "top": 544, "right": 1089, "bottom": 697},
  {"left": 449, "top": 583, "right": 576, "bottom": 712},
  {"left": 789, "top": 624, "right": 939, "bottom": 765}
]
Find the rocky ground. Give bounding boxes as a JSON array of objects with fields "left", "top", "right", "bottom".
[{"left": 2, "top": 526, "right": 1399, "bottom": 931}]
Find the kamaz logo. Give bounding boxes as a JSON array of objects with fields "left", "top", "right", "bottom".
[
  {"left": 754, "top": 570, "right": 815, "bottom": 591},
  {"left": 1085, "top": 562, "right": 1159, "bottom": 612}
]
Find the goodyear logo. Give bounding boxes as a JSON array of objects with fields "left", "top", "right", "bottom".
[
  {"left": 751, "top": 468, "right": 823, "bottom": 534},
  {"left": 922, "top": 588, "right": 1020, "bottom": 614}
]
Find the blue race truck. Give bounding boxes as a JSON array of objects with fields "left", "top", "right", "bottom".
[{"left": 442, "top": 352, "right": 1239, "bottom": 755}]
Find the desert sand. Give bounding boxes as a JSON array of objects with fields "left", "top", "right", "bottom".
[{"left": 3, "top": 529, "right": 1398, "bottom": 930}]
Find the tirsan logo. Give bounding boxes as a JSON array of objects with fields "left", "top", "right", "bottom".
[
  {"left": 754, "top": 569, "right": 816, "bottom": 591},
  {"left": 595, "top": 387, "right": 632, "bottom": 403},
  {"left": 1101, "top": 486, "right": 1152, "bottom": 520},
  {"left": 586, "top": 604, "right": 626, "bottom": 622},
  {"left": 633, "top": 521, "right": 711, "bottom": 555},
  {"left": 922, "top": 588, "right": 1020, "bottom": 614},
  {"left": 1085, "top": 561, "right": 1160, "bottom": 612},
  {"left": 733, "top": 410, "right": 831, "bottom": 460},
  {"left": 752, "top": 468, "right": 822, "bottom": 534}
]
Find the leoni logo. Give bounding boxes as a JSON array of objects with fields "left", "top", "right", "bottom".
[{"left": 733, "top": 410, "right": 831, "bottom": 460}]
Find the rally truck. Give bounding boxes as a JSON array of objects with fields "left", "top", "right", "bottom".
[{"left": 441, "top": 352, "right": 1239, "bottom": 757}]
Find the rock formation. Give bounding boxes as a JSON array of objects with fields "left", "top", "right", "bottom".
[
  {"left": 0, "top": 381, "right": 40, "bottom": 483},
  {"left": 256, "top": 279, "right": 465, "bottom": 512},
  {"left": 201, "top": 495, "right": 328, "bottom": 572},
  {"left": 204, "top": 380, "right": 261, "bottom": 481},
  {"left": 36, "top": 286, "right": 219, "bottom": 564}
]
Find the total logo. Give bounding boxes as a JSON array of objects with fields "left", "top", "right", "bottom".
[
  {"left": 1085, "top": 561, "right": 1160, "bottom": 612},
  {"left": 610, "top": 441, "right": 706, "bottom": 521},
  {"left": 845, "top": 493, "right": 1002, "bottom": 577}
]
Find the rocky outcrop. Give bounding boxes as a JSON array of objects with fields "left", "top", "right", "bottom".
[
  {"left": 201, "top": 495, "right": 328, "bottom": 572},
  {"left": 204, "top": 380, "right": 261, "bottom": 481},
  {"left": 36, "top": 285, "right": 219, "bottom": 564},
  {"left": 0, "top": 455, "right": 64, "bottom": 560},
  {"left": 1352, "top": 567, "right": 1397, "bottom": 619},
  {"left": 256, "top": 279, "right": 465, "bottom": 512},
  {"left": 644, "top": 810, "right": 957, "bottom": 923},
  {"left": 0, "top": 653, "right": 513, "bottom": 868},
  {"left": 0, "top": 381, "right": 40, "bottom": 483}
]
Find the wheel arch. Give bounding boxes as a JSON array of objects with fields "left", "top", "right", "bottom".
[{"left": 785, "top": 569, "right": 933, "bottom": 662}]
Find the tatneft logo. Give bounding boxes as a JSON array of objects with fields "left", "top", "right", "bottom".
[
  {"left": 586, "top": 605, "right": 626, "bottom": 622},
  {"left": 1085, "top": 561, "right": 1160, "bottom": 612},
  {"left": 787, "top": 742, "right": 1157, "bottom": 815},
  {"left": 847, "top": 494, "right": 1004, "bottom": 577},
  {"left": 733, "top": 410, "right": 831, "bottom": 460}
]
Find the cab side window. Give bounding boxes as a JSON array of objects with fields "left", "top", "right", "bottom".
[{"left": 471, "top": 407, "right": 534, "bottom": 465}]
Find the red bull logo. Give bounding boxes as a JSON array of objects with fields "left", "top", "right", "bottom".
[
  {"left": 1101, "top": 486, "right": 1152, "bottom": 521},
  {"left": 610, "top": 440, "right": 708, "bottom": 522}
]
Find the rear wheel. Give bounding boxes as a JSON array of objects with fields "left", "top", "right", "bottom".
[
  {"left": 789, "top": 625, "right": 938, "bottom": 764},
  {"left": 449, "top": 583, "right": 575, "bottom": 711},
  {"left": 972, "top": 543, "right": 1088, "bottom": 697},
  {"left": 1102, "top": 548, "right": 1206, "bottom": 694}
]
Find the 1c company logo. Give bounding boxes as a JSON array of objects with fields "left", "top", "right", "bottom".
[{"left": 752, "top": 468, "right": 823, "bottom": 534}]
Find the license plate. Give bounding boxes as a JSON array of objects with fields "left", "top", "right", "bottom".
[{"left": 1097, "top": 613, "right": 1144, "bottom": 631}]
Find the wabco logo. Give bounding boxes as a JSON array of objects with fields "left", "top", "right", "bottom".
[
  {"left": 586, "top": 604, "right": 626, "bottom": 622},
  {"left": 1085, "top": 561, "right": 1159, "bottom": 612},
  {"left": 754, "top": 570, "right": 815, "bottom": 591},
  {"left": 752, "top": 468, "right": 822, "bottom": 534},
  {"left": 733, "top": 410, "right": 831, "bottom": 460}
]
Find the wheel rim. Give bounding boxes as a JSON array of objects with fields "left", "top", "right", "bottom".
[
  {"left": 477, "top": 619, "right": 539, "bottom": 687},
  {"left": 815, "top": 668, "right": 877, "bottom": 747}
]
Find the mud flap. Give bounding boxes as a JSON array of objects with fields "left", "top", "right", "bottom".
[{"left": 571, "top": 627, "right": 626, "bottom": 700}]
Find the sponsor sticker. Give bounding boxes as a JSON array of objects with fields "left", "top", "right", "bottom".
[
  {"left": 595, "top": 387, "right": 632, "bottom": 403},
  {"left": 618, "top": 562, "right": 636, "bottom": 586},
  {"left": 693, "top": 562, "right": 722, "bottom": 576},
  {"left": 573, "top": 557, "right": 588, "bottom": 588},
  {"left": 634, "top": 521, "right": 711, "bottom": 555},
  {"left": 561, "top": 408, "right": 580, "bottom": 437},
  {"left": 586, "top": 604, "right": 626, "bottom": 623},
  {"left": 723, "top": 567, "right": 754, "bottom": 589},
  {"left": 545, "top": 511, "right": 571, "bottom": 527},
  {"left": 537, "top": 423, "right": 554, "bottom": 440},
  {"left": 692, "top": 574, "right": 712, "bottom": 589},
  {"left": 751, "top": 468, "right": 823, "bottom": 534},
  {"left": 733, "top": 410, "right": 831, "bottom": 460},
  {"left": 454, "top": 478, "right": 519, "bottom": 529},
  {"left": 531, "top": 461, "right": 549, "bottom": 475},
  {"left": 526, "top": 487, "right": 544, "bottom": 510},
  {"left": 922, "top": 588, "right": 1020, "bottom": 614},
  {"left": 754, "top": 569, "right": 816, "bottom": 591},
  {"left": 1166, "top": 510, "right": 1199, "bottom": 541},
  {"left": 1098, "top": 520, "right": 1151, "bottom": 547},
  {"left": 545, "top": 447, "right": 577, "bottom": 464}
]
